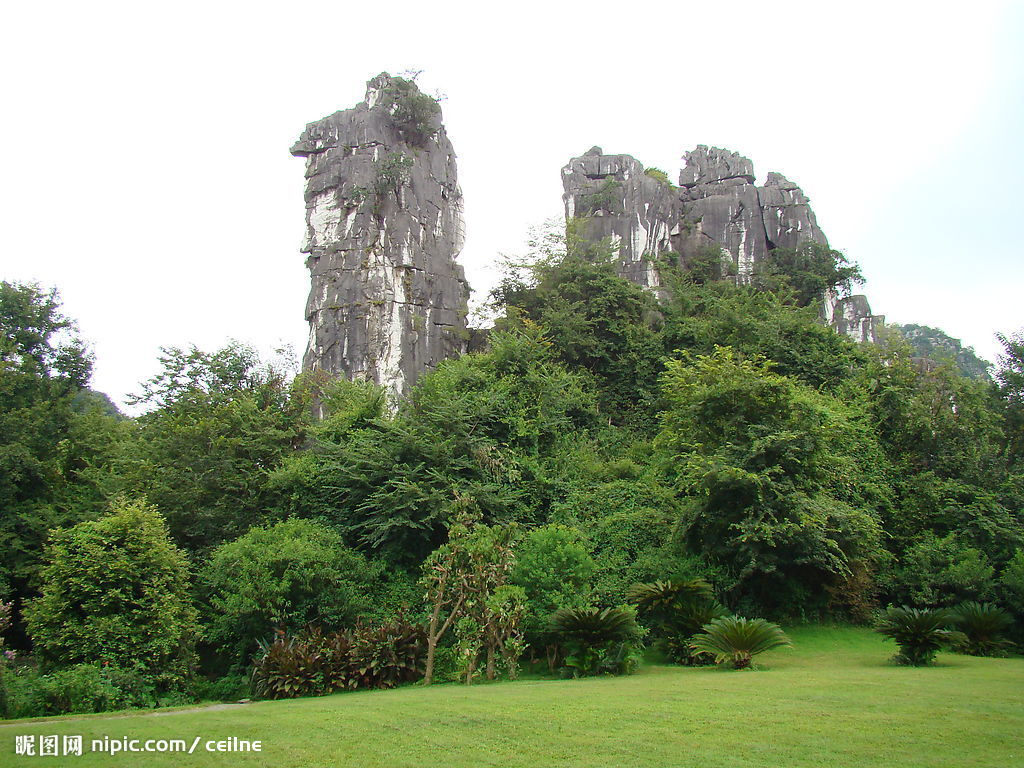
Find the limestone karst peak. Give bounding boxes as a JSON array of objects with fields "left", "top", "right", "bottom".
[
  {"left": 291, "top": 75, "right": 468, "bottom": 400},
  {"left": 562, "top": 145, "right": 883, "bottom": 343}
]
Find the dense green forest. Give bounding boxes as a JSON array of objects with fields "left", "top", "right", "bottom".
[{"left": 2, "top": 235, "right": 1023, "bottom": 715}]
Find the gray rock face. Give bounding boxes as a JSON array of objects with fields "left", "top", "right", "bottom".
[
  {"left": 829, "top": 295, "right": 883, "bottom": 344},
  {"left": 561, "top": 148, "right": 677, "bottom": 289},
  {"left": 561, "top": 145, "right": 884, "bottom": 343},
  {"left": 758, "top": 172, "right": 828, "bottom": 251},
  {"left": 292, "top": 74, "right": 469, "bottom": 399}
]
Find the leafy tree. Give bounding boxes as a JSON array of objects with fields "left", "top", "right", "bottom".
[
  {"left": 510, "top": 524, "right": 595, "bottom": 664},
  {"left": 880, "top": 532, "right": 996, "bottom": 608},
  {"left": 856, "top": 333, "right": 1023, "bottom": 585},
  {"left": 101, "top": 343, "right": 305, "bottom": 552},
  {"left": 657, "top": 347, "right": 883, "bottom": 616},
  {"left": 24, "top": 498, "right": 198, "bottom": 690},
  {"left": 999, "top": 550, "right": 1024, "bottom": 637},
  {"left": 482, "top": 585, "right": 527, "bottom": 680},
  {"left": 273, "top": 328, "right": 596, "bottom": 563},
  {"left": 199, "top": 518, "right": 389, "bottom": 665},
  {"left": 995, "top": 330, "right": 1024, "bottom": 400},
  {"left": 451, "top": 520, "right": 519, "bottom": 684},
  {"left": 754, "top": 242, "right": 863, "bottom": 307},
  {"left": 494, "top": 235, "right": 665, "bottom": 427},
  {"left": 420, "top": 517, "right": 519, "bottom": 684},
  {"left": 995, "top": 329, "right": 1024, "bottom": 465},
  {"left": 660, "top": 275, "right": 866, "bottom": 392},
  {"left": 0, "top": 282, "right": 94, "bottom": 635}
]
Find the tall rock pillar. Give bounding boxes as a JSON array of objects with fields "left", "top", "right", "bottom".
[{"left": 291, "top": 73, "right": 470, "bottom": 399}]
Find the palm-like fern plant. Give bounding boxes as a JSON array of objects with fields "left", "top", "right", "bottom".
[
  {"left": 951, "top": 602, "right": 1014, "bottom": 657},
  {"left": 875, "top": 606, "right": 965, "bottom": 666},
  {"left": 627, "top": 579, "right": 715, "bottom": 624},
  {"left": 550, "top": 606, "right": 639, "bottom": 645},
  {"left": 688, "top": 616, "right": 791, "bottom": 669},
  {"left": 549, "top": 606, "right": 641, "bottom": 677},
  {"left": 628, "top": 579, "right": 728, "bottom": 665}
]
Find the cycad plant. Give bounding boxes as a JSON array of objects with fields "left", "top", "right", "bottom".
[
  {"left": 688, "top": 616, "right": 791, "bottom": 669},
  {"left": 875, "top": 606, "right": 965, "bottom": 666},
  {"left": 550, "top": 606, "right": 641, "bottom": 677},
  {"left": 627, "top": 579, "right": 715, "bottom": 625},
  {"left": 951, "top": 602, "right": 1015, "bottom": 657},
  {"left": 628, "top": 579, "right": 728, "bottom": 665}
]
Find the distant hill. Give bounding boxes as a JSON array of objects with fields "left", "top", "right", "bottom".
[{"left": 895, "top": 323, "right": 992, "bottom": 380}]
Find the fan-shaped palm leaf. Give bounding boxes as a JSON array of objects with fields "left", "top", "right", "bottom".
[
  {"left": 689, "top": 616, "right": 791, "bottom": 669},
  {"left": 951, "top": 602, "right": 1014, "bottom": 657},
  {"left": 550, "top": 606, "right": 638, "bottom": 645},
  {"left": 875, "top": 606, "right": 965, "bottom": 666}
]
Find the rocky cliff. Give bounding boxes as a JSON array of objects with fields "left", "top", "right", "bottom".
[
  {"left": 561, "top": 146, "right": 883, "bottom": 343},
  {"left": 291, "top": 74, "right": 469, "bottom": 399}
]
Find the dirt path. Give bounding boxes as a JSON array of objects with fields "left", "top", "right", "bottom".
[{"left": 0, "top": 701, "right": 251, "bottom": 728}]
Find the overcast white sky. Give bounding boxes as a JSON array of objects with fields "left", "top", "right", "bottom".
[{"left": 2, "top": 1, "right": 1021, "bottom": 408}]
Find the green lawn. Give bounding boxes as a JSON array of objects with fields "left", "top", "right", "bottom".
[{"left": 3, "top": 626, "right": 1022, "bottom": 767}]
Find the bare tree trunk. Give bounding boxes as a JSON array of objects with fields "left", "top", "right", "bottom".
[
  {"left": 424, "top": 635, "right": 438, "bottom": 685},
  {"left": 546, "top": 644, "right": 559, "bottom": 674},
  {"left": 486, "top": 641, "right": 496, "bottom": 680},
  {"left": 424, "top": 588, "right": 463, "bottom": 685},
  {"left": 423, "top": 588, "right": 444, "bottom": 686}
]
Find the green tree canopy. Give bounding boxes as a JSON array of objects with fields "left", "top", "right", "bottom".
[
  {"left": 24, "top": 498, "right": 198, "bottom": 689},
  {"left": 0, "top": 282, "right": 94, "bottom": 624},
  {"left": 199, "top": 518, "right": 390, "bottom": 665}
]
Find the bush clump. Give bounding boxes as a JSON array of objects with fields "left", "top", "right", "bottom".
[
  {"left": 689, "top": 616, "right": 792, "bottom": 669},
  {"left": 951, "top": 602, "right": 1015, "bottom": 656},
  {"left": 24, "top": 498, "right": 199, "bottom": 693},
  {"left": 251, "top": 614, "right": 426, "bottom": 700},
  {"left": 550, "top": 606, "right": 643, "bottom": 677},
  {"left": 380, "top": 75, "right": 441, "bottom": 147},
  {"left": 629, "top": 579, "right": 728, "bottom": 665},
  {"left": 875, "top": 606, "right": 965, "bottom": 666}
]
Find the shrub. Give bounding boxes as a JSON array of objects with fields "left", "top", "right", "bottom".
[
  {"left": 200, "top": 519, "right": 387, "bottom": 664},
  {"left": 101, "top": 665, "right": 158, "bottom": 709},
  {"left": 251, "top": 615, "right": 426, "bottom": 700},
  {"left": 883, "top": 533, "right": 996, "bottom": 607},
  {"left": 349, "top": 614, "right": 427, "bottom": 690},
  {"left": 628, "top": 579, "right": 728, "bottom": 665},
  {"left": 1001, "top": 549, "right": 1024, "bottom": 620},
  {"left": 689, "top": 617, "right": 791, "bottom": 669},
  {"left": 33, "top": 665, "right": 119, "bottom": 716},
  {"left": 251, "top": 631, "right": 331, "bottom": 700},
  {"left": 24, "top": 498, "right": 198, "bottom": 691},
  {"left": 643, "top": 167, "right": 672, "bottom": 186},
  {"left": 0, "top": 601, "right": 11, "bottom": 718},
  {"left": 875, "top": 606, "right": 965, "bottom": 666},
  {"left": 951, "top": 602, "right": 1015, "bottom": 656},
  {"left": 550, "top": 606, "right": 642, "bottom": 677},
  {"left": 380, "top": 75, "right": 441, "bottom": 146},
  {"left": 582, "top": 178, "right": 623, "bottom": 215},
  {"left": 511, "top": 525, "right": 595, "bottom": 654},
  {"left": 193, "top": 673, "right": 250, "bottom": 703}
]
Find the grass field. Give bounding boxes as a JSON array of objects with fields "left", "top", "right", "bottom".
[{"left": 3, "top": 626, "right": 1022, "bottom": 767}]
